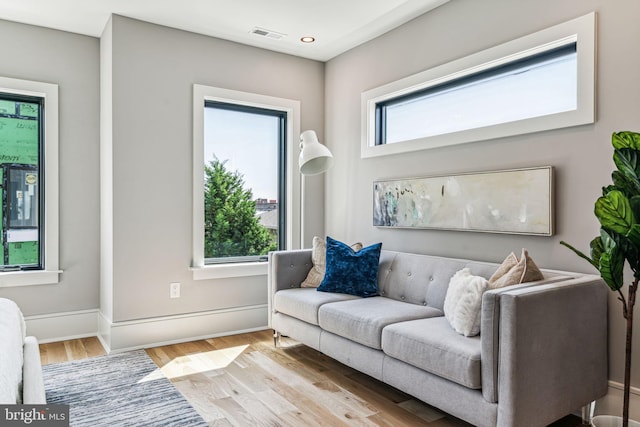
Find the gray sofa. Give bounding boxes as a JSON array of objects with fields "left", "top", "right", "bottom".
[
  {"left": 268, "top": 249, "right": 608, "bottom": 427},
  {"left": 0, "top": 298, "right": 46, "bottom": 404}
]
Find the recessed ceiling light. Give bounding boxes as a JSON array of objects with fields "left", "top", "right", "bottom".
[{"left": 300, "top": 36, "right": 315, "bottom": 43}]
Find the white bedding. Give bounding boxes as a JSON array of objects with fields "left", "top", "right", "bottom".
[{"left": 0, "top": 298, "right": 26, "bottom": 404}]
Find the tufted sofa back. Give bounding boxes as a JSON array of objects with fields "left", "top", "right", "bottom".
[
  {"left": 378, "top": 251, "right": 506, "bottom": 311},
  {"left": 268, "top": 248, "right": 574, "bottom": 314},
  {"left": 376, "top": 250, "right": 574, "bottom": 311},
  {"left": 378, "top": 251, "right": 464, "bottom": 310}
]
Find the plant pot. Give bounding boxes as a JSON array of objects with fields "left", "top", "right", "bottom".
[{"left": 592, "top": 416, "right": 640, "bottom": 427}]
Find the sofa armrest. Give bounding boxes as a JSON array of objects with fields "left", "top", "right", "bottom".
[
  {"left": 267, "top": 249, "right": 313, "bottom": 328},
  {"left": 22, "top": 336, "right": 46, "bottom": 404},
  {"left": 480, "top": 275, "right": 576, "bottom": 403},
  {"left": 495, "top": 277, "right": 608, "bottom": 427}
]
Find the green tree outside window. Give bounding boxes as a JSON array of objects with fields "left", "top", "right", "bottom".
[{"left": 204, "top": 159, "right": 277, "bottom": 259}]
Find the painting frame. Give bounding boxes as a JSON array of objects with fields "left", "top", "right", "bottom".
[{"left": 373, "top": 166, "right": 553, "bottom": 236}]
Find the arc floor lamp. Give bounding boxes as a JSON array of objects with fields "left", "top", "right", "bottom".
[
  {"left": 299, "top": 130, "right": 333, "bottom": 175},
  {"left": 298, "top": 130, "right": 333, "bottom": 247}
]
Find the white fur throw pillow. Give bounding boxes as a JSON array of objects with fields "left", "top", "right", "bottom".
[{"left": 443, "top": 268, "right": 488, "bottom": 337}]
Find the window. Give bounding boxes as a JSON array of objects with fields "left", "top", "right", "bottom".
[
  {"left": 377, "top": 44, "right": 577, "bottom": 145},
  {"left": 192, "top": 85, "right": 300, "bottom": 280},
  {"left": 0, "top": 76, "right": 59, "bottom": 286},
  {"left": 0, "top": 95, "right": 42, "bottom": 270},
  {"left": 361, "top": 12, "right": 595, "bottom": 158},
  {"left": 203, "top": 101, "right": 286, "bottom": 264}
]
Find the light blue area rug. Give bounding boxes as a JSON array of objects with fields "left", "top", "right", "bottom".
[{"left": 43, "top": 350, "right": 207, "bottom": 427}]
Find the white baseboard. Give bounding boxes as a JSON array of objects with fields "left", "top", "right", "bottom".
[
  {"left": 98, "top": 304, "right": 269, "bottom": 353},
  {"left": 24, "top": 309, "right": 99, "bottom": 343},
  {"left": 594, "top": 381, "right": 640, "bottom": 421},
  {"left": 24, "top": 304, "right": 269, "bottom": 353}
]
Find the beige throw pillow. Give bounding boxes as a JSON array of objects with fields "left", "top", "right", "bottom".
[
  {"left": 489, "top": 248, "right": 544, "bottom": 289},
  {"left": 301, "top": 236, "right": 363, "bottom": 288}
]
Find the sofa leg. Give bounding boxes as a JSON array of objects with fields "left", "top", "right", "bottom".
[
  {"left": 581, "top": 400, "right": 596, "bottom": 425},
  {"left": 273, "top": 330, "right": 279, "bottom": 348}
]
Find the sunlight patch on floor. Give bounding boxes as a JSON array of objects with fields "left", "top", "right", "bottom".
[{"left": 140, "top": 344, "right": 249, "bottom": 382}]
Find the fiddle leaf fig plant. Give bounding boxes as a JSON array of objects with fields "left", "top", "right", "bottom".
[{"left": 561, "top": 131, "right": 639, "bottom": 427}]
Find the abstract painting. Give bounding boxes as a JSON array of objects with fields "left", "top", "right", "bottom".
[{"left": 373, "top": 167, "right": 553, "bottom": 235}]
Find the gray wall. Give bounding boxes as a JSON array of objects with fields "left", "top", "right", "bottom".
[
  {"left": 0, "top": 20, "right": 100, "bottom": 315},
  {"left": 106, "top": 15, "right": 325, "bottom": 322},
  {"left": 1, "top": 0, "right": 635, "bottom": 393},
  {"left": 324, "top": 0, "right": 639, "bottom": 388},
  {"left": 0, "top": 15, "right": 325, "bottom": 326}
]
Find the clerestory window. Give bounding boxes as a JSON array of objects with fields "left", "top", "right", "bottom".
[
  {"left": 361, "top": 12, "right": 595, "bottom": 158},
  {"left": 376, "top": 44, "right": 578, "bottom": 145}
]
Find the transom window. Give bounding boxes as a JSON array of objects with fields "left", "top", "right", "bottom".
[
  {"left": 377, "top": 44, "right": 577, "bottom": 145},
  {"left": 361, "top": 12, "right": 595, "bottom": 158}
]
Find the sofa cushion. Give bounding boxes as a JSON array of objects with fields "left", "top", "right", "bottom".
[
  {"left": 301, "top": 236, "right": 362, "bottom": 288},
  {"left": 0, "top": 298, "right": 27, "bottom": 404},
  {"left": 381, "top": 316, "right": 482, "bottom": 389},
  {"left": 273, "top": 288, "right": 359, "bottom": 325},
  {"left": 318, "top": 297, "right": 442, "bottom": 349},
  {"left": 317, "top": 237, "right": 382, "bottom": 297}
]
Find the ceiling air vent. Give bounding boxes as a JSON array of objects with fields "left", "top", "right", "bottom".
[{"left": 250, "top": 27, "right": 286, "bottom": 40}]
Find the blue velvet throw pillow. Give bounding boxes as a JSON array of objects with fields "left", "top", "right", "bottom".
[{"left": 317, "top": 236, "right": 382, "bottom": 297}]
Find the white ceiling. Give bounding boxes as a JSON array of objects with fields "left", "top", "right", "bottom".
[{"left": 0, "top": 0, "right": 448, "bottom": 61}]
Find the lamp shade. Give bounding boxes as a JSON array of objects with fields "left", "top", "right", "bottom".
[{"left": 299, "top": 130, "right": 334, "bottom": 176}]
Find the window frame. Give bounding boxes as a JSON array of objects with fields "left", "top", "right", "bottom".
[
  {"left": 191, "top": 85, "right": 300, "bottom": 280},
  {"left": 0, "top": 76, "right": 60, "bottom": 287},
  {"left": 361, "top": 12, "right": 596, "bottom": 158},
  {"left": 202, "top": 100, "right": 287, "bottom": 265}
]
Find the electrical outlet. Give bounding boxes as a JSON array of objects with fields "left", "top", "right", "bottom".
[{"left": 170, "top": 282, "right": 181, "bottom": 298}]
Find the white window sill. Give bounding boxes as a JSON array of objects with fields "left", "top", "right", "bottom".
[
  {"left": 0, "top": 270, "right": 62, "bottom": 287},
  {"left": 191, "top": 262, "right": 268, "bottom": 281}
]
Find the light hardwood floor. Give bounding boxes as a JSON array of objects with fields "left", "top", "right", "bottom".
[{"left": 40, "top": 330, "right": 583, "bottom": 427}]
